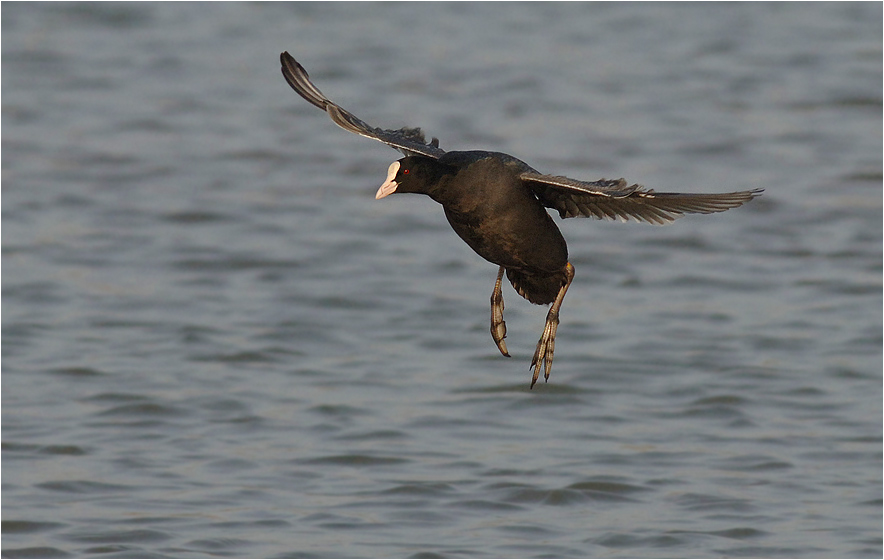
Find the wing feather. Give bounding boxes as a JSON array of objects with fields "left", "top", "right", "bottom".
[
  {"left": 521, "top": 172, "right": 762, "bottom": 224},
  {"left": 280, "top": 52, "right": 445, "bottom": 159}
]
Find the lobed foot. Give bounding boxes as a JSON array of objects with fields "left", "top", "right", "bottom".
[
  {"left": 527, "top": 262, "right": 574, "bottom": 389},
  {"left": 530, "top": 312, "right": 559, "bottom": 388},
  {"left": 490, "top": 266, "right": 510, "bottom": 357}
]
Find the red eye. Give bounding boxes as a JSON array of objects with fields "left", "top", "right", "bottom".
[{"left": 402, "top": 169, "right": 410, "bottom": 175}]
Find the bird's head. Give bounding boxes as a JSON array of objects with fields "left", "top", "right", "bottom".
[{"left": 375, "top": 156, "right": 443, "bottom": 199}]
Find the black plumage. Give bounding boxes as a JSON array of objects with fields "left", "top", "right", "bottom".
[{"left": 280, "top": 52, "right": 762, "bottom": 388}]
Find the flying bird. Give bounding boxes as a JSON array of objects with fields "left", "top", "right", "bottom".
[{"left": 280, "top": 51, "right": 762, "bottom": 388}]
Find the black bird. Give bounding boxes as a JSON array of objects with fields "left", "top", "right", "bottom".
[{"left": 280, "top": 52, "right": 762, "bottom": 388}]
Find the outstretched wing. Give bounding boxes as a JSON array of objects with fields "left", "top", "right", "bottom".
[
  {"left": 280, "top": 52, "right": 445, "bottom": 159},
  {"left": 521, "top": 172, "right": 763, "bottom": 225}
]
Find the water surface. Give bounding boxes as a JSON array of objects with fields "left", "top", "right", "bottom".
[{"left": 3, "top": 3, "right": 881, "bottom": 558}]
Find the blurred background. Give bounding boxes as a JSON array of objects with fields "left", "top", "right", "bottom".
[{"left": 3, "top": 3, "right": 881, "bottom": 558}]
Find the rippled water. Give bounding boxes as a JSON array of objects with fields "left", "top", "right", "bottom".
[{"left": 3, "top": 3, "right": 881, "bottom": 558}]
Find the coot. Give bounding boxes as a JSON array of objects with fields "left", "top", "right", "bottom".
[{"left": 280, "top": 52, "right": 762, "bottom": 388}]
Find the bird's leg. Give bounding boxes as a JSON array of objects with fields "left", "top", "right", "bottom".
[
  {"left": 530, "top": 262, "right": 575, "bottom": 388},
  {"left": 490, "top": 266, "right": 510, "bottom": 357}
]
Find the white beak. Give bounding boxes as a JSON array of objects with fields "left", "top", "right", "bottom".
[{"left": 375, "top": 161, "right": 400, "bottom": 200}]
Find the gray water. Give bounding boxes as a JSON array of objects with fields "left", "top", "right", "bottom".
[{"left": 3, "top": 3, "right": 881, "bottom": 558}]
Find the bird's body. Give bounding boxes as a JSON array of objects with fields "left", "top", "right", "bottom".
[
  {"left": 280, "top": 52, "right": 762, "bottom": 388},
  {"left": 419, "top": 152, "right": 569, "bottom": 283}
]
